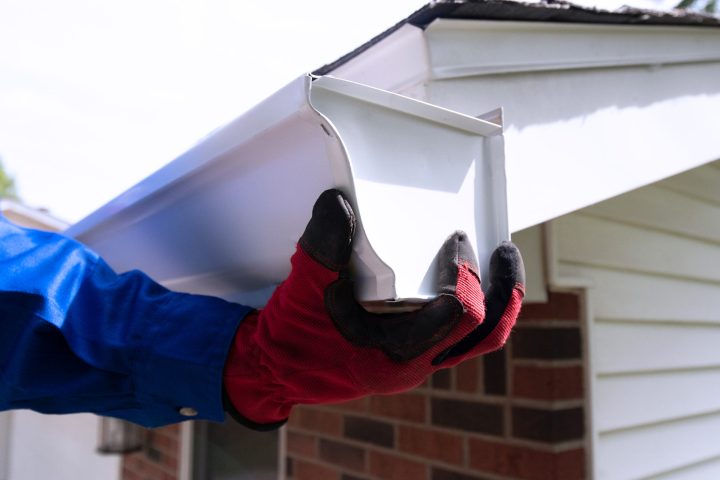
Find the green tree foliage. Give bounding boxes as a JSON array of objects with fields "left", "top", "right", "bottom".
[
  {"left": 0, "top": 158, "right": 18, "bottom": 199},
  {"left": 675, "top": 0, "right": 717, "bottom": 13}
]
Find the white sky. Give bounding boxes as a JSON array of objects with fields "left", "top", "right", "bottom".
[{"left": 0, "top": 0, "right": 681, "bottom": 223}]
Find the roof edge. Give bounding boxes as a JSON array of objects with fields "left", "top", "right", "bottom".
[{"left": 313, "top": 0, "right": 720, "bottom": 76}]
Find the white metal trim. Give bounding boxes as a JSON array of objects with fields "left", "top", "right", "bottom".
[
  {"left": 278, "top": 426, "right": 286, "bottom": 480},
  {"left": 424, "top": 19, "right": 720, "bottom": 79},
  {"left": 544, "top": 221, "right": 597, "bottom": 479},
  {"left": 0, "top": 199, "right": 68, "bottom": 231},
  {"left": 329, "top": 24, "right": 431, "bottom": 95},
  {"left": 178, "top": 422, "right": 194, "bottom": 480},
  {"left": 313, "top": 76, "right": 501, "bottom": 135},
  {"left": 0, "top": 413, "right": 10, "bottom": 480}
]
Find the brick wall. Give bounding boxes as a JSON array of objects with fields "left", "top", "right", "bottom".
[
  {"left": 122, "top": 424, "right": 181, "bottom": 480},
  {"left": 119, "top": 291, "right": 587, "bottom": 480},
  {"left": 285, "top": 291, "right": 587, "bottom": 480}
]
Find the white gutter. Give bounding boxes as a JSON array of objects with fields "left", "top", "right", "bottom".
[
  {"left": 322, "top": 20, "right": 720, "bottom": 235},
  {"left": 68, "top": 18, "right": 720, "bottom": 306},
  {"left": 68, "top": 75, "right": 508, "bottom": 306}
]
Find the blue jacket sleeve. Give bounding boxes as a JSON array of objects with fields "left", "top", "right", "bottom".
[{"left": 0, "top": 215, "right": 252, "bottom": 427}]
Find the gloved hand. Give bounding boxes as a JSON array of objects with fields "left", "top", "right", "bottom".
[{"left": 223, "top": 189, "right": 525, "bottom": 430}]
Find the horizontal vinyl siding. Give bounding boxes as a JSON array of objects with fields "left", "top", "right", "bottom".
[
  {"left": 596, "top": 412, "right": 720, "bottom": 480},
  {"left": 653, "top": 456, "right": 720, "bottom": 480},
  {"left": 594, "top": 367, "right": 720, "bottom": 432},
  {"left": 558, "top": 266, "right": 720, "bottom": 324},
  {"left": 554, "top": 161, "right": 720, "bottom": 480}
]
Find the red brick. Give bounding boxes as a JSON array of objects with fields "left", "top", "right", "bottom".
[
  {"left": 557, "top": 449, "right": 586, "bottom": 480},
  {"left": 432, "top": 369, "right": 452, "bottom": 389},
  {"left": 512, "top": 406, "right": 584, "bottom": 443},
  {"left": 511, "top": 327, "right": 581, "bottom": 360},
  {"left": 344, "top": 416, "right": 394, "bottom": 447},
  {"left": 161, "top": 453, "right": 178, "bottom": 473},
  {"left": 483, "top": 349, "right": 507, "bottom": 395},
  {"left": 431, "top": 398, "right": 503, "bottom": 436},
  {"left": 121, "top": 428, "right": 182, "bottom": 480},
  {"left": 156, "top": 424, "right": 179, "bottom": 437},
  {"left": 332, "top": 397, "right": 370, "bottom": 412},
  {"left": 369, "top": 393, "right": 426, "bottom": 423},
  {"left": 432, "top": 468, "right": 486, "bottom": 480},
  {"left": 289, "top": 407, "right": 343, "bottom": 436},
  {"left": 287, "top": 431, "right": 318, "bottom": 457},
  {"left": 294, "top": 459, "right": 341, "bottom": 480},
  {"left": 122, "top": 453, "right": 173, "bottom": 480},
  {"left": 520, "top": 292, "right": 580, "bottom": 321},
  {"left": 469, "top": 439, "right": 585, "bottom": 480},
  {"left": 122, "top": 455, "right": 141, "bottom": 473},
  {"left": 398, "top": 425, "right": 464, "bottom": 465},
  {"left": 319, "top": 439, "right": 366, "bottom": 472},
  {"left": 454, "top": 358, "right": 479, "bottom": 393},
  {"left": 513, "top": 365, "right": 584, "bottom": 401},
  {"left": 151, "top": 432, "right": 179, "bottom": 453},
  {"left": 121, "top": 467, "right": 142, "bottom": 480},
  {"left": 369, "top": 451, "right": 428, "bottom": 480}
]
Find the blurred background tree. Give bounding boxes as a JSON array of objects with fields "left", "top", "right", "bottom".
[
  {"left": 676, "top": 0, "right": 717, "bottom": 13},
  {"left": 0, "top": 157, "right": 19, "bottom": 199}
]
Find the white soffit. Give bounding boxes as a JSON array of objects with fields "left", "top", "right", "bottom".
[
  {"left": 424, "top": 19, "right": 720, "bottom": 78},
  {"left": 415, "top": 19, "right": 720, "bottom": 232},
  {"left": 68, "top": 75, "right": 508, "bottom": 306},
  {"left": 505, "top": 88, "right": 720, "bottom": 232}
]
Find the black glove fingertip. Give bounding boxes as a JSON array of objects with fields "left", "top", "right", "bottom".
[
  {"left": 489, "top": 241, "right": 525, "bottom": 294},
  {"left": 435, "top": 231, "right": 480, "bottom": 295},
  {"left": 299, "top": 189, "right": 356, "bottom": 271}
]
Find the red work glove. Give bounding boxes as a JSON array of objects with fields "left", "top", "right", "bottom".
[{"left": 223, "top": 189, "right": 525, "bottom": 430}]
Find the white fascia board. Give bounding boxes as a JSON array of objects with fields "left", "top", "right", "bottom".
[
  {"left": 68, "top": 75, "right": 507, "bottom": 307},
  {"left": 329, "top": 24, "right": 430, "bottom": 95},
  {"left": 425, "top": 19, "right": 720, "bottom": 78},
  {"left": 0, "top": 199, "right": 68, "bottom": 231}
]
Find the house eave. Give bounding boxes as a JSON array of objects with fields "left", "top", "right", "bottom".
[
  {"left": 425, "top": 19, "right": 720, "bottom": 79},
  {"left": 0, "top": 199, "right": 68, "bottom": 231},
  {"left": 314, "top": 0, "right": 720, "bottom": 77}
]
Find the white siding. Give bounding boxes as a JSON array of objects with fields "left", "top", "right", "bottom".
[
  {"left": 7, "top": 411, "right": 121, "bottom": 480},
  {"left": 554, "top": 162, "right": 720, "bottom": 480}
]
